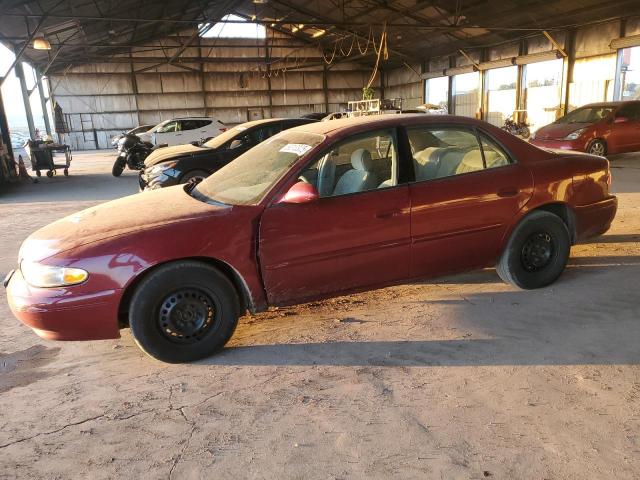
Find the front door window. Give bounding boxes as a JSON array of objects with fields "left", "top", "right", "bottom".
[{"left": 299, "top": 129, "right": 398, "bottom": 196}]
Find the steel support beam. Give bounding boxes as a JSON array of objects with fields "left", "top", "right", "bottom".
[
  {"left": 562, "top": 29, "right": 577, "bottom": 116},
  {"left": 14, "top": 59, "right": 36, "bottom": 139},
  {"left": 36, "top": 70, "right": 51, "bottom": 135},
  {"left": 0, "top": 84, "right": 14, "bottom": 163}
]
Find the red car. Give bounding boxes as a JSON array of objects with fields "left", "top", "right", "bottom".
[
  {"left": 530, "top": 101, "right": 640, "bottom": 156},
  {"left": 5, "top": 115, "right": 617, "bottom": 363}
]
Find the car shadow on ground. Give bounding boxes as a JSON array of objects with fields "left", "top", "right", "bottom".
[
  {"left": 197, "top": 255, "right": 640, "bottom": 368},
  {"left": 576, "top": 234, "right": 640, "bottom": 244},
  {"left": 201, "top": 336, "right": 640, "bottom": 368}
]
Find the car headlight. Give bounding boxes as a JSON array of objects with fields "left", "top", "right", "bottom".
[
  {"left": 149, "top": 161, "right": 178, "bottom": 175},
  {"left": 20, "top": 261, "right": 88, "bottom": 288},
  {"left": 564, "top": 128, "right": 586, "bottom": 140}
]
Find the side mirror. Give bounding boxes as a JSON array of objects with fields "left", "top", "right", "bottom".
[
  {"left": 279, "top": 181, "right": 319, "bottom": 204},
  {"left": 614, "top": 116, "right": 629, "bottom": 124},
  {"left": 229, "top": 139, "right": 243, "bottom": 149}
]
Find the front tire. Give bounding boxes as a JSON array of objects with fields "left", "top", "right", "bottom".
[
  {"left": 587, "top": 139, "right": 607, "bottom": 157},
  {"left": 496, "top": 211, "right": 570, "bottom": 289},
  {"left": 128, "top": 261, "right": 240, "bottom": 363},
  {"left": 112, "top": 158, "right": 125, "bottom": 177},
  {"left": 180, "top": 169, "right": 210, "bottom": 184}
]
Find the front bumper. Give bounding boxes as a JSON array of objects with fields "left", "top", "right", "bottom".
[
  {"left": 6, "top": 269, "right": 122, "bottom": 341},
  {"left": 138, "top": 168, "right": 181, "bottom": 192},
  {"left": 530, "top": 138, "right": 589, "bottom": 152},
  {"left": 575, "top": 196, "right": 618, "bottom": 241}
]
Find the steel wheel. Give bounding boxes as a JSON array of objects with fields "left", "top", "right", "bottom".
[
  {"left": 129, "top": 261, "right": 240, "bottom": 363},
  {"left": 156, "top": 288, "right": 219, "bottom": 344},
  {"left": 520, "top": 232, "right": 554, "bottom": 273}
]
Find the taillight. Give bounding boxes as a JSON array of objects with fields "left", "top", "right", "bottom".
[{"left": 219, "top": 128, "right": 228, "bottom": 133}]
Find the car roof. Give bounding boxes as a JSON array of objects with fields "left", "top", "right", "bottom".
[
  {"left": 286, "top": 113, "right": 491, "bottom": 136},
  {"left": 577, "top": 101, "right": 640, "bottom": 108},
  {"left": 230, "top": 118, "right": 314, "bottom": 129},
  {"left": 171, "top": 117, "right": 218, "bottom": 121}
]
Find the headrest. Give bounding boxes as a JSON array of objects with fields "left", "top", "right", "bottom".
[
  {"left": 456, "top": 149, "right": 484, "bottom": 174},
  {"left": 351, "top": 148, "right": 373, "bottom": 171},
  {"left": 409, "top": 135, "right": 431, "bottom": 152}
]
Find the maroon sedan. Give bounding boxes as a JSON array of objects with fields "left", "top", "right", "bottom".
[
  {"left": 5, "top": 115, "right": 617, "bottom": 363},
  {"left": 530, "top": 101, "right": 640, "bottom": 156}
]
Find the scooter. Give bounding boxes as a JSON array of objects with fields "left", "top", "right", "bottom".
[{"left": 112, "top": 134, "right": 154, "bottom": 177}]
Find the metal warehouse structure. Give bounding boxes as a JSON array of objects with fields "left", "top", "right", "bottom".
[{"left": 1, "top": 0, "right": 640, "bottom": 150}]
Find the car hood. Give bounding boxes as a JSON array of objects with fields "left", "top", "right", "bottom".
[
  {"left": 144, "top": 144, "right": 210, "bottom": 167},
  {"left": 19, "top": 186, "right": 230, "bottom": 263},
  {"left": 535, "top": 122, "right": 592, "bottom": 140}
]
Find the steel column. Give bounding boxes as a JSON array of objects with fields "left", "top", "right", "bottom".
[
  {"left": 14, "top": 60, "right": 36, "bottom": 139},
  {"left": 0, "top": 84, "right": 14, "bottom": 162},
  {"left": 36, "top": 71, "right": 51, "bottom": 135}
]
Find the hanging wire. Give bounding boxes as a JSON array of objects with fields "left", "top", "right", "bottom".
[
  {"left": 366, "top": 23, "right": 388, "bottom": 88},
  {"left": 322, "top": 41, "right": 339, "bottom": 64},
  {"left": 339, "top": 34, "right": 356, "bottom": 56}
]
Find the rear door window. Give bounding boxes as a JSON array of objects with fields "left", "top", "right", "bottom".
[
  {"left": 617, "top": 103, "right": 640, "bottom": 121},
  {"left": 406, "top": 126, "right": 513, "bottom": 181},
  {"left": 182, "top": 120, "right": 211, "bottom": 131}
]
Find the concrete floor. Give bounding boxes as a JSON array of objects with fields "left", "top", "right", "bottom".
[{"left": 0, "top": 150, "right": 639, "bottom": 479}]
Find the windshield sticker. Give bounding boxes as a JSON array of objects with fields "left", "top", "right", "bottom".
[{"left": 279, "top": 144, "right": 313, "bottom": 156}]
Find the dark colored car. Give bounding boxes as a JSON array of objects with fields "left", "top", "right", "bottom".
[
  {"left": 530, "top": 101, "right": 640, "bottom": 156},
  {"left": 111, "top": 125, "right": 155, "bottom": 148},
  {"left": 138, "top": 118, "right": 315, "bottom": 190},
  {"left": 6, "top": 114, "right": 617, "bottom": 363}
]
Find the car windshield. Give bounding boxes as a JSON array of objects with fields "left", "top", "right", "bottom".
[
  {"left": 203, "top": 125, "right": 250, "bottom": 149},
  {"left": 556, "top": 106, "right": 614, "bottom": 124},
  {"left": 192, "top": 131, "right": 325, "bottom": 205}
]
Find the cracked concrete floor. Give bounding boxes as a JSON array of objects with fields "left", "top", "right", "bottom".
[{"left": 0, "top": 151, "right": 639, "bottom": 479}]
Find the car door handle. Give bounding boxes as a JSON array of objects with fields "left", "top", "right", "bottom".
[
  {"left": 497, "top": 187, "right": 519, "bottom": 198},
  {"left": 376, "top": 210, "right": 403, "bottom": 219}
]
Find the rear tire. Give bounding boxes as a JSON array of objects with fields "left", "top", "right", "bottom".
[
  {"left": 496, "top": 211, "right": 570, "bottom": 289},
  {"left": 112, "top": 158, "right": 125, "bottom": 177},
  {"left": 128, "top": 261, "right": 239, "bottom": 363},
  {"left": 587, "top": 139, "right": 607, "bottom": 157}
]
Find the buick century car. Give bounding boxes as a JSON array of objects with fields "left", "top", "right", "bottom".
[{"left": 5, "top": 114, "right": 617, "bottom": 363}]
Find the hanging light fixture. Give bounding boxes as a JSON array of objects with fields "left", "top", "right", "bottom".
[{"left": 33, "top": 35, "right": 51, "bottom": 50}]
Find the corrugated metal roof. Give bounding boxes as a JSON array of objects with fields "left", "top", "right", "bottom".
[{"left": 0, "top": 0, "right": 638, "bottom": 72}]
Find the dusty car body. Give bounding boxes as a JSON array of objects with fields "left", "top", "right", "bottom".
[{"left": 6, "top": 114, "right": 617, "bottom": 362}]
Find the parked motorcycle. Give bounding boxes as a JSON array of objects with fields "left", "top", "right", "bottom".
[
  {"left": 502, "top": 116, "right": 531, "bottom": 139},
  {"left": 112, "top": 134, "right": 154, "bottom": 177}
]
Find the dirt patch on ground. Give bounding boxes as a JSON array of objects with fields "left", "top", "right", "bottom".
[{"left": 0, "top": 151, "right": 638, "bottom": 478}]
